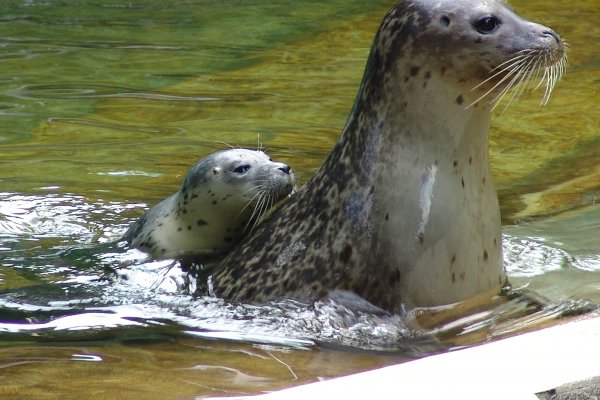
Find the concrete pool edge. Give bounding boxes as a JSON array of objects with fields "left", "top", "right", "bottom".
[{"left": 209, "top": 314, "right": 600, "bottom": 400}]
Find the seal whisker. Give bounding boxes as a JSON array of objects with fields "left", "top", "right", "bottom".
[
  {"left": 244, "top": 183, "right": 266, "bottom": 194},
  {"left": 468, "top": 65, "right": 522, "bottom": 108},
  {"left": 493, "top": 57, "right": 538, "bottom": 113},
  {"left": 238, "top": 189, "right": 265, "bottom": 217},
  {"left": 480, "top": 50, "right": 533, "bottom": 77},
  {"left": 244, "top": 191, "right": 271, "bottom": 233},
  {"left": 257, "top": 133, "right": 263, "bottom": 152},
  {"left": 244, "top": 191, "right": 267, "bottom": 233},
  {"left": 471, "top": 54, "right": 529, "bottom": 93}
]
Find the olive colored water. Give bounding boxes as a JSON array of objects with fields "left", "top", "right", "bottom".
[{"left": 0, "top": 0, "right": 598, "bottom": 398}]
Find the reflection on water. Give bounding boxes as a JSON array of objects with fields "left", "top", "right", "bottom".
[{"left": 0, "top": 0, "right": 599, "bottom": 397}]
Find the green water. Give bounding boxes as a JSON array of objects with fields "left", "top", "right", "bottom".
[{"left": 0, "top": 0, "right": 599, "bottom": 398}]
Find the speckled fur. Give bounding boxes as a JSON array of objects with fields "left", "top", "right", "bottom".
[
  {"left": 125, "top": 149, "right": 295, "bottom": 262},
  {"left": 199, "top": 0, "right": 565, "bottom": 311}
]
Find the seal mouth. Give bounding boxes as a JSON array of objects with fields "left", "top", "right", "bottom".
[{"left": 469, "top": 43, "right": 568, "bottom": 110}]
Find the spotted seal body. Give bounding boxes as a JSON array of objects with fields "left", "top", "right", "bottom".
[
  {"left": 125, "top": 149, "right": 295, "bottom": 262},
  {"left": 200, "top": 0, "right": 566, "bottom": 311}
]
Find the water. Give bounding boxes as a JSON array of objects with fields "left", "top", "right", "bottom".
[{"left": 0, "top": 0, "right": 598, "bottom": 398}]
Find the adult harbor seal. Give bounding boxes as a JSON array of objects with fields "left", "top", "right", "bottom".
[
  {"left": 125, "top": 149, "right": 296, "bottom": 263},
  {"left": 198, "top": 0, "right": 567, "bottom": 311}
]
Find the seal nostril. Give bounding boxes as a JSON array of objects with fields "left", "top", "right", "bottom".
[
  {"left": 542, "top": 29, "right": 561, "bottom": 44},
  {"left": 278, "top": 165, "right": 291, "bottom": 175}
]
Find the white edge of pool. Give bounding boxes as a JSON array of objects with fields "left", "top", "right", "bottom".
[{"left": 208, "top": 314, "right": 600, "bottom": 400}]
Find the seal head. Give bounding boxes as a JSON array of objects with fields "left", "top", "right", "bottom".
[
  {"left": 201, "top": 0, "right": 566, "bottom": 311},
  {"left": 125, "top": 149, "right": 296, "bottom": 262}
]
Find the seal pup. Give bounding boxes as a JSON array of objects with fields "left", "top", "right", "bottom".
[
  {"left": 125, "top": 149, "right": 296, "bottom": 263},
  {"left": 200, "top": 0, "right": 567, "bottom": 311}
]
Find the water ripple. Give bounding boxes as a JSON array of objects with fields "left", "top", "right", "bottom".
[{"left": 6, "top": 84, "right": 221, "bottom": 102}]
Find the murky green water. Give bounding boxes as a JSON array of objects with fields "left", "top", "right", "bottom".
[{"left": 0, "top": 0, "right": 599, "bottom": 398}]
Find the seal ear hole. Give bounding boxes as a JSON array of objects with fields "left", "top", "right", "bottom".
[
  {"left": 439, "top": 16, "right": 450, "bottom": 27},
  {"left": 473, "top": 16, "right": 501, "bottom": 34}
]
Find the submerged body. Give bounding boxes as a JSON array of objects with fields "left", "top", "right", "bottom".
[
  {"left": 197, "top": 0, "right": 566, "bottom": 311},
  {"left": 126, "top": 149, "right": 295, "bottom": 262}
]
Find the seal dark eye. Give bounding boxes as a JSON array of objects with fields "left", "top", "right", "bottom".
[
  {"left": 233, "top": 164, "right": 251, "bottom": 174},
  {"left": 474, "top": 16, "right": 501, "bottom": 34}
]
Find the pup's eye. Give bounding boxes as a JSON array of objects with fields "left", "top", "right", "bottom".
[
  {"left": 233, "top": 164, "right": 251, "bottom": 174},
  {"left": 474, "top": 16, "right": 501, "bottom": 34}
]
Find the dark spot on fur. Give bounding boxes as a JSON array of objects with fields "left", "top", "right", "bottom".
[
  {"left": 494, "top": 238, "right": 498, "bottom": 247},
  {"left": 418, "top": 232, "right": 424, "bottom": 244},
  {"left": 212, "top": 200, "right": 217, "bottom": 205},
  {"left": 187, "top": 225, "right": 192, "bottom": 231},
  {"left": 388, "top": 20, "right": 403, "bottom": 35},
  {"left": 451, "top": 254, "right": 456, "bottom": 264},
  {"left": 340, "top": 244, "right": 353, "bottom": 264},
  {"left": 177, "top": 227, "right": 182, "bottom": 232},
  {"left": 197, "top": 219, "right": 207, "bottom": 226},
  {"left": 483, "top": 249, "right": 489, "bottom": 261},
  {"left": 191, "top": 193, "right": 199, "bottom": 199},
  {"left": 455, "top": 94, "right": 464, "bottom": 105},
  {"left": 389, "top": 269, "right": 401, "bottom": 285},
  {"left": 461, "top": 178, "right": 465, "bottom": 188},
  {"left": 410, "top": 66, "right": 420, "bottom": 76},
  {"left": 452, "top": 272, "right": 456, "bottom": 283},
  {"left": 469, "top": 156, "right": 472, "bottom": 164},
  {"left": 453, "top": 160, "right": 458, "bottom": 168},
  {"left": 317, "top": 211, "right": 328, "bottom": 222},
  {"left": 424, "top": 71, "right": 431, "bottom": 80},
  {"left": 441, "top": 66, "right": 447, "bottom": 75},
  {"left": 385, "top": 213, "right": 389, "bottom": 221}
]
